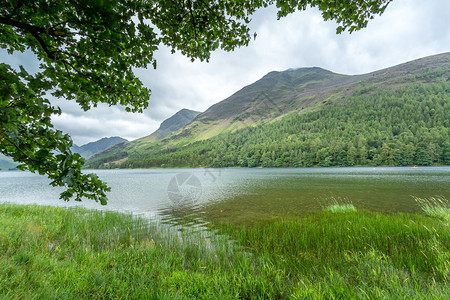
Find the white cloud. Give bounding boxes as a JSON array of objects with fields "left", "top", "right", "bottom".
[{"left": 1, "top": 0, "right": 449, "bottom": 145}]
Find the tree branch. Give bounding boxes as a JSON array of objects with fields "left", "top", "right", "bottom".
[
  {"left": 186, "top": 0, "right": 199, "bottom": 42},
  {"left": 1, "top": 135, "right": 38, "bottom": 164},
  {"left": 0, "top": 16, "right": 59, "bottom": 59}
]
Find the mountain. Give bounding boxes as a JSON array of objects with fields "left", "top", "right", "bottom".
[
  {"left": 72, "top": 136, "right": 127, "bottom": 159},
  {"left": 167, "top": 53, "right": 448, "bottom": 144},
  {"left": 178, "top": 67, "right": 364, "bottom": 141},
  {"left": 87, "top": 53, "right": 450, "bottom": 168},
  {"left": 135, "top": 109, "right": 201, "bottom": 144},
  {"left": 0, "top": 154, "right": 18, "bottom": 170}
]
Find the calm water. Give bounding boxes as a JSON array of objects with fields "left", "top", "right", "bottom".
[{"left": 0, "top": 167, "right": 449, "bottom": 224}]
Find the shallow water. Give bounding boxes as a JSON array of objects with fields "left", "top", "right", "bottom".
[{"left": 0, "top": 167, "right": 448, "bottom": 224}]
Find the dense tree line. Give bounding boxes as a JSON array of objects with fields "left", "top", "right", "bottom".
[{"left": 93, "top": 81, "right": 449, "bottom": 169}]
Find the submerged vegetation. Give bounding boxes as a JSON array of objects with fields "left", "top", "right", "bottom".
[{"left": 1, "top": 202, "right": 449, "bottom": 299}]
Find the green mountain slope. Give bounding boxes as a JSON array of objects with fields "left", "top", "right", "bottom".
[{"left": 87, "top": 53, "right": 450, "bottom": 169}]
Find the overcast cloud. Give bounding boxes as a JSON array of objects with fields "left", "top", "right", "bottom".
[{"left": 1, "top": 0, "right": 449, "bottom": 145}]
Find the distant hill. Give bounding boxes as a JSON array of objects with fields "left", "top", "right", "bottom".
[
  {"left": 87, "top": 53, "right": 450, "bottom": 168},
  {"left": 0, "top": 137, "right": 127, "bottom": 170},
  {"left": 0, "top": 154, "right": 18, "bottom": 170},
  {"left": 72, "top": 137, "right": 127, "bottom": 159}
]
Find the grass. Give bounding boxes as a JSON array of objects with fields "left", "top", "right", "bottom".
[
  {"left": 325, "top": 203, "right": 356, "bottom": 213},
  {"left": 1, "top": 203, "right": 449, "bottom": 299},
  {"left": 214, "top": 210, "right": 449, "bottom": 299},
  {"left": 324, "top": 197, "right": 357, "bottom": 213},
  {"left": 414, "top": 196, "right": 450, "bottom": 221}
]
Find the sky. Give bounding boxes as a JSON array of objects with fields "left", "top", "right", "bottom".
[{"left": 1, "top": 0, "right": 449, "bottom": 145}]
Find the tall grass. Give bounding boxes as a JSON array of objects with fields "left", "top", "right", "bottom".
[
  {"left": 0, "top": 204, "right": 279, "bottom": 298},
  {"left": 214, "top": 210, "right": 449, "bottom": 298},
  {"left": 323, "top": 196, "right": 357, "bottom": 213},
  {"left": 325, "top": 203, "right": 356, "bottom": 213},
  {"left": 414, "top": 196, "right": 449, "bottom": 221},
  {"left": 1, "top": 203, "right": 449, "bottom": 299}
]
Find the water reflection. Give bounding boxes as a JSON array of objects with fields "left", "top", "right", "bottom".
[{"left": 157, "top": 167, "right": 450, "bottom": 225}]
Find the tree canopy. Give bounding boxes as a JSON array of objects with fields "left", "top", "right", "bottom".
[{"left": 0, "top": 0, "right": 393, "bottom": 204}]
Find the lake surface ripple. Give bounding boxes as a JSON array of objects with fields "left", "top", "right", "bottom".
[{"left": 1, "top": 167, "right": 449, "bottom": 224}]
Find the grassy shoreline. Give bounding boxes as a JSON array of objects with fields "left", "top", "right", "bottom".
[{"left": 1, "top": 203, "right": 448, "bottom": 299}]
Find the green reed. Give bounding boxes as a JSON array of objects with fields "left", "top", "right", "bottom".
[{"left": 414, "top": 196, "right": 450, "bottom": 221}]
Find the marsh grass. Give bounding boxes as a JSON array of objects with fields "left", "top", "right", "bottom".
[
  {"left": 414, "top": 196, "right": 450, "bottom": 221},
  {"left": 324, "top": 196, "right": 357, "bottom": 213},
  {"left": 0, "top": 204, "right": 267, "bottom": 299},
  {"left": 214, "top": 210, "right": 449, "bottom": 299},
  {"left": 325, "top": 203, "right": 357, "bottom": 213},
  {"left": 1, "top": 203, "right": 449, "bottom": 299}
]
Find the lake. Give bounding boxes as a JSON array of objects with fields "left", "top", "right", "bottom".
[{"left": 0, "top": 167, "right": 449, "bottom": 224}]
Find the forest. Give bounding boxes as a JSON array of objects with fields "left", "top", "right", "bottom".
[{"left": 88, "top": 80, "right": 450, "bottom": 169}]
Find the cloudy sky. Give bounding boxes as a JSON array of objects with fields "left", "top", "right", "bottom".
[{"left": 2, "top": 0, "right": 449, "bottom": 145}]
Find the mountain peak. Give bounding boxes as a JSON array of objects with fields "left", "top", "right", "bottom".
[
  {"left": 158, "top": 109, "right": 202, "bottom": 132},
  {"left": 263, "top": 66, "right": 334, "bottom": 78}
]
